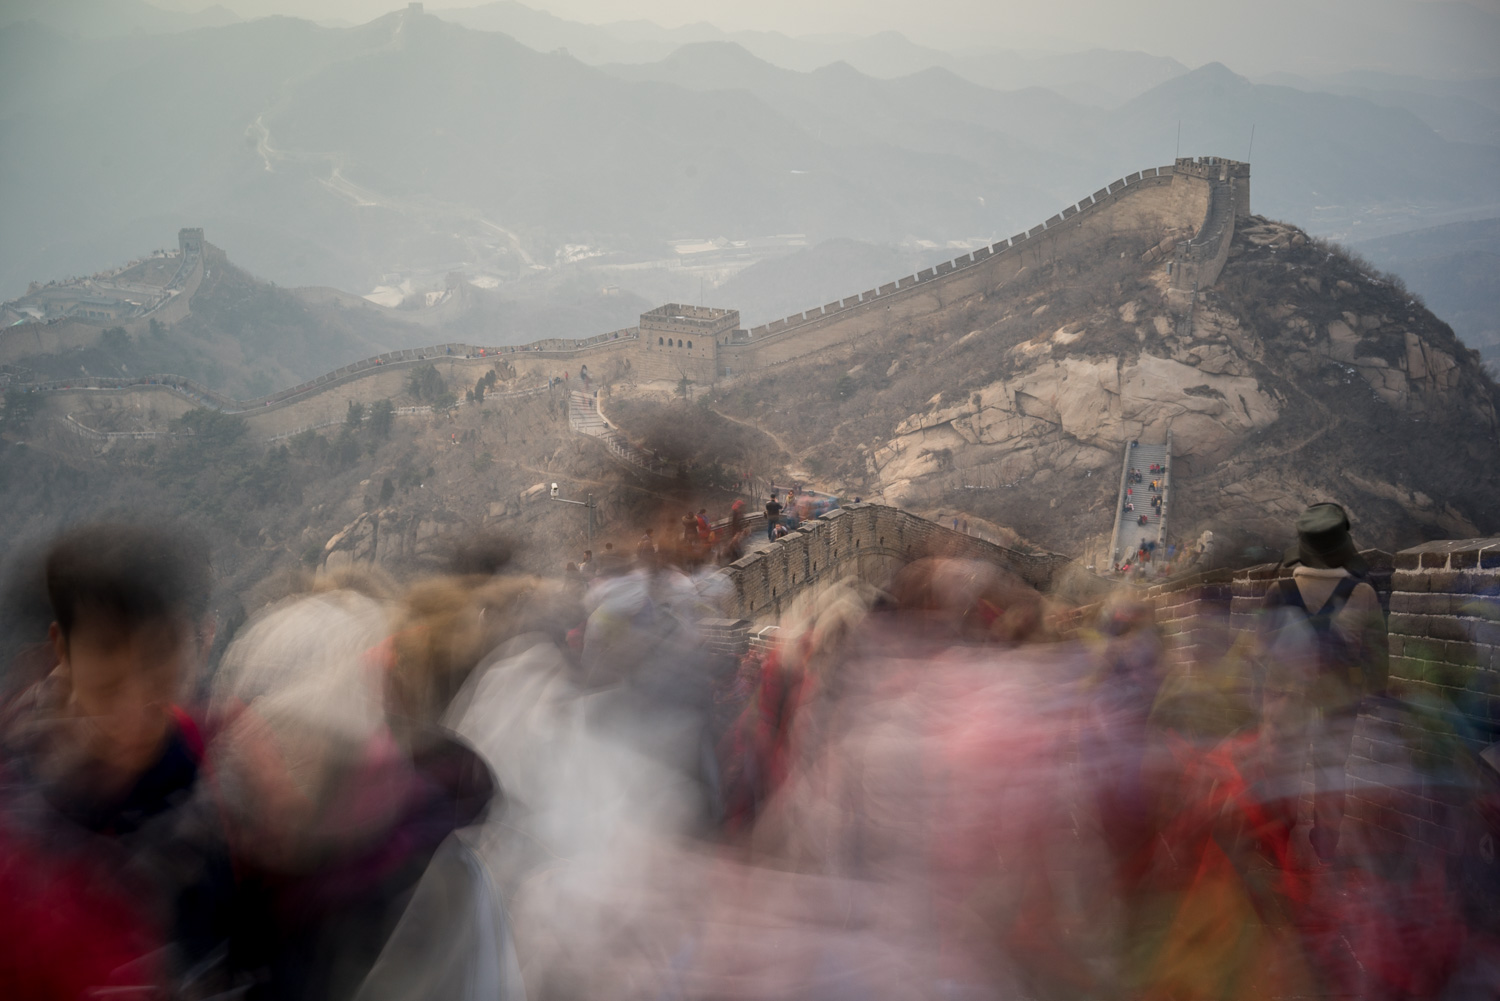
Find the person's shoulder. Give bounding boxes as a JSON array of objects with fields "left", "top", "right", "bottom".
[
  {"left": 1346, "top": 578, "right": 1383, "bottom": 612},
  {"left": 1262, "top": 574, "right": 1299, "bottom": 606}
]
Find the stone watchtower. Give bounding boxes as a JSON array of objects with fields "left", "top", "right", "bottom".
[
  {"left": 178, "top": 227, "right": 205, "bottom": 257},
  {"left": 638, "top": 304, "right": 739, "bottom": 387},
  {"left": 1168, "top": 157, "right": 1250, "bottom": 299},
  {"left": 1172, "top": 156, "right": 1251, "bottom": 219}
]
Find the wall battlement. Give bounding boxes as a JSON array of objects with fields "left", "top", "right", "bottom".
[
  {"left": 1051, "top": 535, "right": 1498, "bottom": 863},
  {"left": 715, "top": 503, "right": 1076, "bottom": 623},
  {"left": 710, "top": 158, "right": 1241, "bottom": 376},
  {"left": 12, "top": 158, "right": 1248, "bottom": 428}
]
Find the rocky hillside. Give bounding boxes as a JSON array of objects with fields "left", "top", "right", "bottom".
[
  {"left": 700, "top": 217, "right": 1499, "bottom": 562},
  {"left": 0, "top": 382, "right": 725, "bottom": 654}
]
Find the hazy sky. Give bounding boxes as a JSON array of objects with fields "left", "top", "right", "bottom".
[{"left": 156, "top": 0, "right": 1500, "bottom": 72}]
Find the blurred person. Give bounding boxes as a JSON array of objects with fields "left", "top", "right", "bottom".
[
  {"left": 447, "top": 557, "right": 732, "bottom": 999},
  {"left": 1260, "top": 503, "right": 1388, "bottom": 864},
  {"left": 764, "top": 494, "right": 782, "bottom": 542},
  {"left": 0, "top": 521, "right": 213, "bottom": 1000},
  {"left": 720, "top": 578, "right": 877, "bottom": 837},
  {"left": 177, "top": 578, "right": 523, "bottom": 1001},
  {"left": 728, "top": 498, "right": 746, "bottom": 538}
]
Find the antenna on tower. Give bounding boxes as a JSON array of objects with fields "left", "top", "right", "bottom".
[{"left": 1247, "top": 123, "right": 1255, "bottom": 161}]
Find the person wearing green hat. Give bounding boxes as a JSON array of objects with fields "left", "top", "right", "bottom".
[{"left": 1261, "top": 502, "right": 1389, "bottom": 865}]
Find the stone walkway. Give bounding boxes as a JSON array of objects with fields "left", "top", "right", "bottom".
[
  {"left": 1114, "top": 441, "right": 1169, "bottom": 568},
  {"left": 567, "top": 389, "right": 672, "bottom": 477}
]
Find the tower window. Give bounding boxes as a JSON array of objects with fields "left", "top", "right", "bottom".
[
  {"left": 687, "top": 340, "right": 692, "bottom": 349},
  {"left": 677, "top": 339, "right": 683, "bottom": 348},
  {"left": 658, "top": 337, "right": 664, "bottom": 345}
]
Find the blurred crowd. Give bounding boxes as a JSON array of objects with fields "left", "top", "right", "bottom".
[{"left": 0, "top": 508, "right": 1496, "bottom": 1000}]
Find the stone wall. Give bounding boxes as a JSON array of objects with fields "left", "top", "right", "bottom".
[
  {"left": 0, "top": 243, "right": 205, "bottom": 365},
  {"left": 1358, "top": 539, "right": 1500, "bottom": 854},
  {"left": 0, "top": 319, "right": 106, "bottom": 364},
  {"left": 1169, "top": 172, "right": 1241, "bottom": 298},
  {"left": 715, "top": 502, "right": 1074, "bottom": 623},
  {"left": 1085, "top": 538, "right": 1495, "bottom": 859},
  {"left": 34, "top": 356, "right": 556, "bottom": 440},
  {"left": 24, "top": 329, "right": 635, "bottom": 439},
  {"left": 13, "top": 159, "right": 1246, "bottom": 412},
  {"left": 719, "top": 164, "right": 1220, "bottom": 378}
]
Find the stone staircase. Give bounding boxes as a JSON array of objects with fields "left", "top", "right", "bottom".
[
  {"left": 1113, "top": 440, "right": 1171, "bottom": 570},
  {"left": 567, "top": 390, "right": 672, "bottom": 477}
]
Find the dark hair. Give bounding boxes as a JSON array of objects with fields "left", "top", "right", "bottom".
[
  {"left": 443, "top": 532, "right": 515, "bottom": 576},
  {"left": 45, "top": 522, "right": 211, "bottom": 637}
]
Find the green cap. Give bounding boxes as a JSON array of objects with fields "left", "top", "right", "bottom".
[{"left": 1283, "top": 502, "right": 1366, "bottom": 575}]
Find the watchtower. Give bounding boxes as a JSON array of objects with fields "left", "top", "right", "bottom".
[
  {"left": 638, "top": 304, "right": 738, "bottom": 386},
  {"left": 178, "top": 227, "right": 205, "bottom": 257},
  {"left": 1173, "top": 157, "right": 1251, "bottom": 218}
]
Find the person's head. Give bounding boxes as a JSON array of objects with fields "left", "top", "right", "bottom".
[
  {"left": 45, "top": 522, "right": 212, "bottom": 777},
  {"left": 211, "top": 587, "right": 393, "bottom": 868},
  {"left": 698, "top": 508, "right": 706, "bottom": 516},
  {"left": 583, "top": 550, "right": 593, "bottom": 561},
  {"left": 1286, "top": 502, "right": 1367, "bottom": 574}
]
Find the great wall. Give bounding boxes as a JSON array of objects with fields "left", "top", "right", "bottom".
[
  {"left": 702, "top": 502, "right": 1499, "bottom": 868},
  {"left": 5, "top": 154, "right": 1496, "bottom": 874},
  {"left": 7, "top": 156, "right": 1251, "bottom": 441}
]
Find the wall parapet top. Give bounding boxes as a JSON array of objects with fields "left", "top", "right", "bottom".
[{"left": 1394, "top": 537, "right": 1500, "bottom": 570}]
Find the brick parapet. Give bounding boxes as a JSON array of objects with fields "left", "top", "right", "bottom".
[
  {"left": 715, "top": 503, "right": 1073, "bottom": 623},
  {"left": 1343, "top": 538, "right": 1497, "bottom": 857},
  {"left": 739, "top": 165, "right": 1189, "bottom": 353},
  {"left": 700, "top": 617, "right": 752, "bottom": 660}
]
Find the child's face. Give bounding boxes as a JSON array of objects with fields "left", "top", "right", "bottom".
[{"left": 51, "top": 617, "right": 193, "bottom": 779}]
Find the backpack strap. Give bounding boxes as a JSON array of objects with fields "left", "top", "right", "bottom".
[
  {"left": 1265, "top": 576, "right": 1305, "bottom": 612},
  {"left": 1312, "top": 574, "right": 1360, "bottom": 619}
]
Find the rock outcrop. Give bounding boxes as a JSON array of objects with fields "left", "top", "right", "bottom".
[{"left": 712, "top": 218, "right": 1500, "bottom": 558}]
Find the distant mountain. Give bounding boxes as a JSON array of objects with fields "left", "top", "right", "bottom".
[
  {"left": 713, "top": 239, "right": 951, "bottom": 328},
  {"left": 0, "top": 11, "right": 1056, "bottom": 296},
  {"left": 943, "top": 49, "right": 1188, "bottom": 109},
  {"left": 0, "top": 0, "right": 238, "bottom": 37},
  {"left": 434, "top": 0, "right": 667, "bottom": 62},
  {"left": 1091, "top": 63, "right": 1500, "bottom": 241},
  {"left": 598, "top": 42, "right": 1096, "bottom": 189},
  {"left": 437, "top": 2, "right": 1186, "bottom": 107},
  {"left": 1354, "top": 218, "right": 1500, "bottom": 366},
  {"left": 5, "top": 8, "right": 1500, "bottom": 364},
  {"left": 1258, "top": 70, "right": 1500, "bottom": 148}
]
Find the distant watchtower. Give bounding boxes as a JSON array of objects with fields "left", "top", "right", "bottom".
[
  {"left": 638, "top": 304, "right": 739, "bottom": 386},
  {"left": 1173, "top": 156, "right": 1251, "bottom": 218},
  {"left": 178, "top": 227, "right": 204, "bottom": 257}
]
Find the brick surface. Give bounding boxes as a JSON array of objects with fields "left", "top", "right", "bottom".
[
  {"left": 1387, "top": 612, "right": 1428, "bottom": 637},
  {"left": 1427, "top": 615, "right": 1476, "bottom": 643},
  {"left": 1392, "top": 569, "right": 1430, "bottom": 592}
]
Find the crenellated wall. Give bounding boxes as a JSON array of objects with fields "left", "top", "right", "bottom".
[
  {"left": 11, "top": 158, "right": 1249, "bottom": 429},
  {"left": 1059, "top": 536, "right": 1497, "bottom": 862},
  {"left": 0, "top": 239, "right": 205, "bottom": 365},
  {"left": 713, "top": 159, "right": 1242, "bottom": 379},
  {"left": 715, "top": 502, "right": 1075, "bottom": 623},
  {"left": 1168, "top": 158, "right": 1248, "bottom": 298}
]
